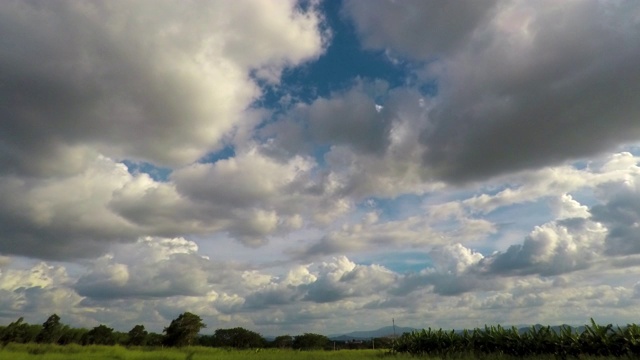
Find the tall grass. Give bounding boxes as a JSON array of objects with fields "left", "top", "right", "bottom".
[{"left": 393, "top": 319, "right": 640, "bottom": 358}]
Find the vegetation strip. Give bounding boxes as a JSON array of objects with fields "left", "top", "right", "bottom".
[
  {"left": 394, "top": 319, "right": 640, "bottom": 358},
  {"left": 2, "top": 314, "right": 640, "bottom": 358}
]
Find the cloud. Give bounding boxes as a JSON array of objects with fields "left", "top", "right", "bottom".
[
  {"left": 174, "top": 151, "right": 310, "bottom": 209},
  {"left": 550, "top": 194, "right": 590, "bottom": 220},
  {"left": 391, "top": 244, "right": 504, "bottom": 296},
  {"left": 430, "top": 243, "right": 484, "bottom": 274},
  {"left": 0, "top": 157, "right": 143, "bottom": 260},
  {"left": 74, "top": 237, "right": 220, "bottom": 299},
  {"left": 171, "top": 147, "right": 349, "bottom": 246},
  {"left": 0, "top": 237, "right": 639, "bottom": 334},
  {"left": 3, "top": 0, "right": 640, "bottom": 336},
  {"left": 0, "top": 155, "right": 221, "bottom": 260},
  {"left": 591, "top": 169, "right": 640, "bottom": 256},
  {"left": 345, "top": 0, "right": 640, "bottom": 182},
  {"left": 486, "top": 218, "right": 606, "bottom": 276},
  {"left": 291, "top": 212, "right": 445, "bottom": 260},
  {"left": 0, "top": 0, "right": 326, "bottom": 177},
  {"left": 423, "top": 0, "right": 640, "bottom": 182},
  {"left": 262, "top": 83, "right": 392, "bottom": 157},
  {"left": 0, "top": 143, "right": 353, "bottom": 260},
  {"left": 242, "top": 256, "right": 396, "bottom": 314},
  {"left": 0, "top": 146, "right": 351, "bottom": 260},
  {"left": 461, "top": 166, "right": 591, "bottom": 214},
  {"left": 344, "top": 0, "right": 499, "bottom": 58},
  {"left": 263, "top": 84, "right": 443, "bottom": 200},
  {"left": 448, "top": 152, "right": 640, "bottom": 216},
  {"left": 0, "top": 262, "right": 82, "bottom": 323},
  {"left": 391, "top": 192, "right": 612, "bottom": 296},
  {"left": 303, "top": 257, "right": 395, "bottom": 303}
]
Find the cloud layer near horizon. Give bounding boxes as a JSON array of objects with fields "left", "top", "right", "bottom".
[{"left": 1, "top": 0, "right": 640, "bottom": 335}]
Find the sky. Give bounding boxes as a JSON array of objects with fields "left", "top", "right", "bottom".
[{"left": 1, "top": 0, "right": 640, "bottom": 336}]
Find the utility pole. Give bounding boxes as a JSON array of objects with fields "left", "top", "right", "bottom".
[{"left": 392, "top": 318, "right": 397, "bottom": 353}]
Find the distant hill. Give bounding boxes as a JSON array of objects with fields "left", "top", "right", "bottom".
[
  {"left": 265, "top": 323, "right": 593, "bottom": 342},
  {"left": 329, "top": 324, "right": 591, "bottom": 340},
  {"left": 448, "top": 324, "right": 588, "bottom": 335},
  {"left": 524, "top": 324, "right": 587, "bottom": 335},
  {"left": 329, "top": 325, "right": 417, "bottom": 340}
]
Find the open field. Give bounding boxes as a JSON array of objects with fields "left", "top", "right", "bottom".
[
  {"left": 0, "top": 343, "right": 630, "bottom": 360},
  {"left": 1, "top": 344, "right": 399, "bottom": 360}
]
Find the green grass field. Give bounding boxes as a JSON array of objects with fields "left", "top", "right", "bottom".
[
  {"left": 0, "top": 344, "right": 403, "bottom": 360},
  {"left": 0, "top": 343, "right": 628, "bottom": 360}
]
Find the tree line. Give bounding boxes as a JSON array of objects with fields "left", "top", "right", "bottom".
[{"left": 0, "top": 312, "right": 388, "bottom": 350}]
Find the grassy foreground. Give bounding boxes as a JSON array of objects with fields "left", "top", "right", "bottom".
[
  {"left": 0, "top": 344, "right": 408, "bottom": 360},
  {"left": 0, "top": 343, "right": 630, "bottom": 359}
]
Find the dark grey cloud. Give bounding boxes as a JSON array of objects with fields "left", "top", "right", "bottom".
[
  {"left": 343, "top": 0, "right": 500, "bottom": 59},
  {"left": 302, "top": 278, "right": 349, "bottom": 303},
  {"left": 307, "top": 89, "right": 391, "bottom": 155},
  {"left": 346, "top": 0, "right": 640, "bottom": 183},
  {"left": 290, "top": 234, "right": 356, "bottom": 260},
  {"left": 0, "top": 166, "right": 139, "bottom": 260},
  {"left": 422, "top": 1, "right": 640, "bottom": 182},
  {"left": 0, "top": 228, "right": 114, "bottom": 262},
  {"left": 591, "top": 183, "right": 640, "bottom": 256},
  {"left": 243, "top": 286, "right": 303, "bottom": 309},
  {"left": 391, "top": 269, "right": 506, "bottom": 297},
  {"left": 0, "top": 1, "right": 210, "bottom": 175},
  {"left": 261, "top": 85, "right": 392, "bottom": 158}
]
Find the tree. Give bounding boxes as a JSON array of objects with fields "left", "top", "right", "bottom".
[
  {"left": 0, "top": 317, "right": 40, "bottom": 344},
  {"left": 146, "top": 332, "right": 164, "bottom": 346},
  {"left": 372, "top": 336, "right": 394, "bottom": 349},
  {"left": 36, "top": 314, "right": 63, "bottom": 344},
  {"left": 211, "top": 327, "right": 265, "bottom": 348},
  {"left": 293, "top": 333, "right": 330, "bottom": 350},
  {"left": 272, "top": 334, "right": 293, "bottom": 348},
  {"left": 127, "top": 324, "right": 148, "bottom": 346},
  {"left": 163, "top": 312, "right": 206, "bottom": 347},
  {"left": 113, "top": 330, "right": 128, "bottom": 345},
  {"left": 57, "top": 326, "right": 87, "bottom": 345},
  {"left": 81, "top": 324, "right": 116, "bottom": 345}
]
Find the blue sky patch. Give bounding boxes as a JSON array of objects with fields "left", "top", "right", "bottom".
[{"left": 122, "top": 160, "right": 172, "bottom": 182}]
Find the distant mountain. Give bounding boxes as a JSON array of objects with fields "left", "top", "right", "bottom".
[
  {"left": 266, "top": 323, "right": 592, "bottom": 342},
  {"left": 449, "top": 324, "right": 588, "bottom": 335},
  {"left": 264, "top": 324, "right": 596, "bottom": 341},
  {"left": 329, "top": 325, "right": 417, "bottom": 340},
  {"left": 525, "top": 324, "right": 587, "bottom": 335},
  {"left": 331, "top": 324, "right": 590, "bottom": 340}
]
